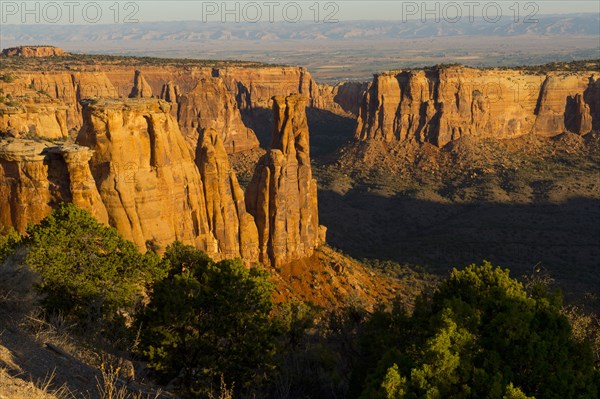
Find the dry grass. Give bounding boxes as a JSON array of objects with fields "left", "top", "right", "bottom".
[
  {"left": 96, "top": 357, "right": 163, "bottom": 399},
  {"left": 0, "top": 367, "right": 74, "bottom": 399},
  {"left": 207, "top": 376, "right": 234, "bottom": 399},
  {"left": 0, "top": 250, "right": 39, "bottom": 316}
]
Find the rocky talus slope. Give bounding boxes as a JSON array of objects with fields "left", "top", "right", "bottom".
[{"left": 356, "top": 66, "right": 600, "bottom": 146}]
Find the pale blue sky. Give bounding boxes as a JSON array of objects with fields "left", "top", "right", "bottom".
[{"left": 1, "top": 1, "right": 598, "bottom": 24}]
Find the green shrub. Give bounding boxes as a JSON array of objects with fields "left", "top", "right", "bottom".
[
  {"left": 24, "top": 203, "right": 162, "bottom": 332},
  {"left": 0, "top": 74, "right": 15, "bottom": 83},
  {"left": 356, "top": 262, "right": 599, "bottom": 399},
  {"left": 0, "top": 228, "right": 21, "bottom": 263},
  {"left": 137, "top": 242, "right": 276, "bottom": 397}
]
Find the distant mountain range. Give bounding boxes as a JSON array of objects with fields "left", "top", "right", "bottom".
[{"left": 2, "top": 14, "right": 599, "bottom": 43}]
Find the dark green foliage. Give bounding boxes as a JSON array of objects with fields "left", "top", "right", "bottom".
[
  {"left": 24, "top": 203, "right": 162, "bottom": 330},
  {"left": 0, "top": 74, "right": 15, "bottom": 83},
  {"left": 0, "top": 228, "right": 21, "bottom": 263},
  {"left": 356, "top": 262, "right": 599, "bottom": 399},
  {"left": 137, "top": 242, "right": 276, "bottom": 397}
]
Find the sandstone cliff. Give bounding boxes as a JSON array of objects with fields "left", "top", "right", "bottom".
[
  {"left": 176, "top": 77, "right": 259, "bottom": 153},
  {"left": 245, "top": 95, "right": 321, "bottom": 267},
  {"left": 356, "top": 66, "right": 600, "bottom": 146},
  {"left": 217, "top": 67, "right": 317, "bottom": 110},
  {"left": 0, "top": 139, "right": 107, "bottom": 233},
  {"left": 4, "top": 71, "right": 118, "bottom": 131},
  {"left": 1, "top": 64, "right": 359, "bottom": 153}
]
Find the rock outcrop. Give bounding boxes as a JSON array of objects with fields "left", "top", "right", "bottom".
[
  {"left": 76, "top": 98, "right": 218, "bottom": 254},
  {"left": 177, "top": 78, "right": 259, "bottom": 153},
  {"left": 245, "top": 95, "right": 321, "bottom": 267},
  {"left": 0, "top": 101, "right": 68, "bottom": 139},
  {"left": 0, "top": 96, "right": 323, "bottom": 266},
  {"left": 218, "top": 67, "right": 317, "bottom": 110},
  {"left": 129, "top": 70, "right": 153, "bottom": 98},
  {"left": 196, "top": 128, "right": 259, "bottom": 261},
  {"left": 0, "top": 139, "right": 107, "bottom": 232},
  {"left": 314, "top": 81, "right": 369, "bottom": 116},
  {"left": 356, "top": 66, "right": 600, "bottom": 146},
  {"left": 159, "top": 81, "right": 180, "bottom": 115},
  {"left": 1, "top": 65, "right": 359, "bottom": 152},
  {"left": 2, "top": 46, "right": 66, "bottom": 57}
]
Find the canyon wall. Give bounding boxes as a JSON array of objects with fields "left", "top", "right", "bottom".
[
  {"left": 0, "top": 101, "right": 69, "bottom": 139},
  {"left": 356, "top": 66, "right": 600, "bottom": 146},
  {"left": 1, "top": 65, "right": 353, "bottom": 153},
  {"left": 313, "top": 81, "right": 369, "bottom": 116},
  {"left": 175, "top": 77, "right": 259, "bottom": 154}
]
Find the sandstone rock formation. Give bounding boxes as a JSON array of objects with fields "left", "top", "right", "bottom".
[
  {"left": 583, "top": 77, "right": 600, "bottom": 132},
  {"left": 177, "top": 77, "right": 259, "bottom": 153},
  {"left": 565, "top": 93, "right": 593, "bottom": 135},
  {"left": 196, "top": 128, "right": 258, "bottom": 262},
  {"left": 160, "top": 81, "right": 180, "bottom": 103},
  {"left": 2, "top": 46, "right": 66, "bottom": 57},
  {"left": 218, "top": 67, "right": 317, "bottom": 110},
  {"left": 0, "top": 139, "right": 107, "bottom": 233},
  {"left": 5, "top": 71, "right": 119, "bottom": 132},
  {"left": 314, "top": 81, "right": 369, "bottom": 116},
  {"left": 0, "top": 101, "right": 68, "bottom": 139},
  {"left": 1, "top": 64, "right": 359, "bottom": 152},
  {"left": 356, "top": 66, "right": 599, "bottom": 146},
  {"left": 76, "top": 98, "right": 218, "bottom": 253},
  {"left": 245, "top": 95, "right": 321, "bottom": 266},
  {"left": 129, "top": 70, "right": 153, "bottom": 98},
  {"left": 0, "top": 95, "right": 323, "bottom": 266}
]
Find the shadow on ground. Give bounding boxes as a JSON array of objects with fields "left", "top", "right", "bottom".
[{"left": 319, "top": 188, "right": 600, "bottom": 304}]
